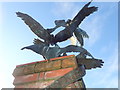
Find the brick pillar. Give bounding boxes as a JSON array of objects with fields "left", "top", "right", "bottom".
[{"left": 13, "top": 55, "right": 86, "bottom": 88}]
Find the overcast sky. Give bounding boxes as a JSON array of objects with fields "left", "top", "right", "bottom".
[{"left": 0, "top": 1, "right": 118, "bottom": 89}]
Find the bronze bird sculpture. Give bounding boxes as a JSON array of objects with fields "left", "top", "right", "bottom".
[
  {"left": 21, "top": 43, "right": 94, "bottom": 60},
  {"left": 16, "top": 1, "right": 98, "bottom": 45}
]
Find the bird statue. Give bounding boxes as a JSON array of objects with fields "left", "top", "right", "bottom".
[
  {"left": 21, "top": 43, "right": 94, "bottom": 61},
  {"left": 48, "top": 20, "right": 89, "bottom": 47},
  {"left": 16, "top": 0, "right": 98, "bottom": 46}
]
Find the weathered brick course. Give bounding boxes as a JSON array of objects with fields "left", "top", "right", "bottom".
[
  {"left": 13, "top": 66, "right": 25, "bottom": 77},
  {"left": 62, "top": 56, "right": 77, "bottom": 68},
  {"left": 13, "top": 73, "right": 39, "bottom": 85},
  {"left": 24, "top": 64, "right": 36, "bottom": 75},
  {"left": 44, "top": 67, "right": 73, "bottom": 79},
  {"left": 13, "top": 55, "right": 87, "bottom": 88}
]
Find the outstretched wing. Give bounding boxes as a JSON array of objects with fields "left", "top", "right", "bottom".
[
  {"left": 77, "top": 28, "right": 89, "bottom": 38},
  {"left": 76, "top": 58, "right": 104, "bottom": 69},
  {"left": 21, "top": 44, "right": 48, "bottom": 60},
  {"left": 16, "top": 12, "right": 52, "bottom": 42},
  {"left": 74, "top": 28, "right": 89, "bottom": 46},
  {"left": 72, "top": 1, "right": 98, "bottom": 26},
  {"left": 60, "top": 45, "right": 93, "bottom": 58},
  {"left": 60, "top": 45, "right": 94, "bottom": 59},
  {"left": 54, "top": 1, "right": 98, "bottom": 43},
  {"left": 60, "top": 45, "right": 86, "bottom": 53}
]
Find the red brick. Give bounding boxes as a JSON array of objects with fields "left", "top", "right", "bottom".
[
  {"left": 50, "top": 60, "right": 61, "bottom": 70},
  {"left": 13, "top": 73, "right": 39, "bottom": 85},
  {"left": 37, "top": 80, "right": 55, "bottom": 88},
  {"left": 19, "top": 80, "right": 55, "bottom": 88},
  {"left": 62, "top": 56, "right": 77, "bottom": 68},
  {"left": 23, "top": 64, "right": 35, "bottom": 75},
  {"left": 50, "top": 55, "right": 75, "bottom": 61},
  {"left": 16, "top": 55, "right": 75, "bottom": 68},
  {"left": 15, "top": 85, "right": 25, "bottom": 88},
  {"left": 45, "top": 60, "right": 61, "bottom": 71},
  {"left": 66, "top": 83, "right": 76, "bottom": 88},
  {"left": 45, "top": 67, "right": 73, "bottom": 79},
  {"left": 35, "top": 60, "right": 62, "bottom": 72},
  {"left": 16, "top": 60, "right": 47, "bottom": 68},
  {"left": 15, "top": 55, "right": 76, "bottom": 74},
  {"left": 38, "top": 72, "right": 45, "bottom": 80},
  {"left": 35, "top": 62, "right": 46, "bottom": 72},
  {"left": 13, "top": 66, "right": 25, "bottom": 77},
  {"left": 13, "top": 55, "right": 80, "bottom": 88}
]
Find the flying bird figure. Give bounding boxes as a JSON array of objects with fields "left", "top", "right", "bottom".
[
  {"left": 16, "top": 1, "right": 98, "bottom": 45},
  {"left": 49, "top": 20, "right": 89, "bottom": 47}
]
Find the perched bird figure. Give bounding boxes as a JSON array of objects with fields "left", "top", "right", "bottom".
[
  {"left": 16, "top": 0, "right": 98, "bottom": 46},
  {"left": 21, "top": 43, "right": 94, "bottom": 61}
]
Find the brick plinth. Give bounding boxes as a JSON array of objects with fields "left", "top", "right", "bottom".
[
  {"left": 13, "top": 55, "right": 83, "bottom": 88},
  {"left": 13, "top": 55, "right": 103, "bottom": 88}
]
